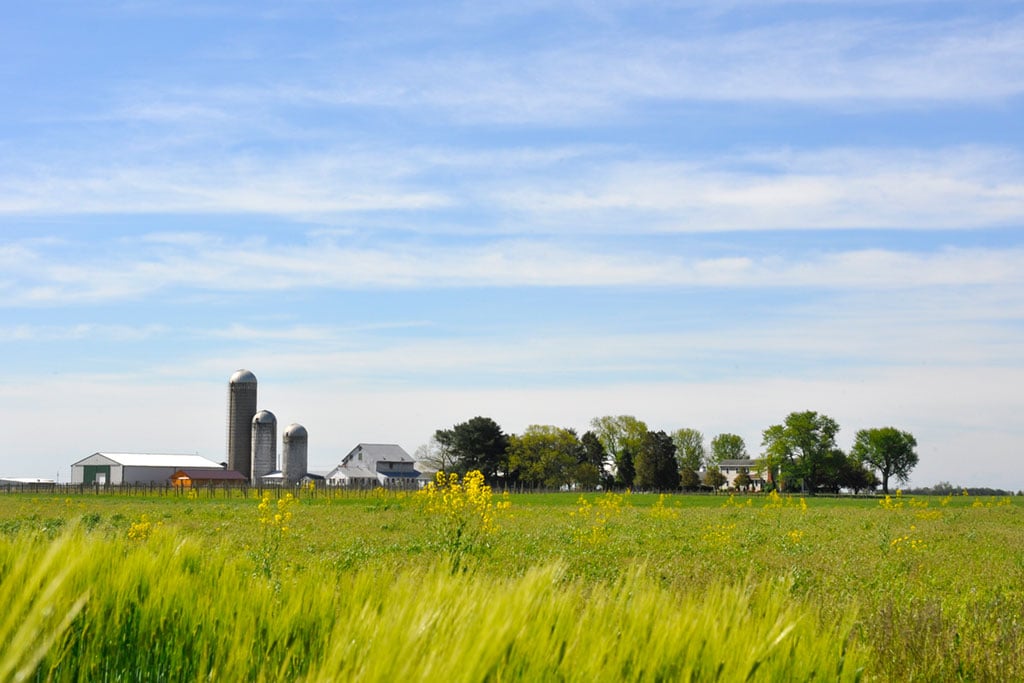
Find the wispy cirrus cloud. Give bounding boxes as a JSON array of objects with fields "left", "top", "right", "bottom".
[{"left": 1, "top": 232, "right": 1022, "bottom": 306}]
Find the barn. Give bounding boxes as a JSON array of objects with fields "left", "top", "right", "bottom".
[{"left": 71, "top": 453, "right": 225, "bottom": 485}]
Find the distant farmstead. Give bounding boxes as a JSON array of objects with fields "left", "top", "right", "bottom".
[{"left": 71, "top": 453, "right": 226, "bottom": 485}]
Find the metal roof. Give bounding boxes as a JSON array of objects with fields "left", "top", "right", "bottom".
[
  {"left": 73, "top": 453, "right": 224, "bottom": 469},
  {"left": 341, "top": 443, "right": 413, "bottom": 465},
  {"left": 230, "top": 369, "right": 257, "bottom": 384},
  {"left": 283, "top": 423, "right": 307, "bottom": 440},
  {"left": 253, "top": 410, "right": 276, "bottom": 424}
]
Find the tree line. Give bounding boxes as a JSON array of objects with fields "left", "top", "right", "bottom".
[{"left": 415, "top": 411, "right": 919, "bottom": 495}]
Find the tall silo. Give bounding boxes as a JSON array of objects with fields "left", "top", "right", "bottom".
[
  {"left": 227, "top": 369, "right": 258, "bottom": 479},
  {"left": 251, "top": 410, "right": 277, "bottom": 484},
  {"left": 282, "top": 423, "right": 308, "bottom": 485}
]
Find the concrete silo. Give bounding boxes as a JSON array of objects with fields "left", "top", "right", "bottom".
[
  {"left": 282, "top": 423, "right": 308, "bottom": 485},
  {"left": 251, "top": 410, "right": 277, "bottom": 484},
  {"left": 227, "top": 369, "right": 258, "bottom": 479}
]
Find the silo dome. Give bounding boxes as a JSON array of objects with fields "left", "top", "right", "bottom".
[
  {"left": 283, "top": 423, "right": 308, "bottom": 440},
  {"left": 230, "top": 369, "right": 257, "bottom": 384},
  {"left": 253, "top": 409, "right": 276, "bottom": 424}
]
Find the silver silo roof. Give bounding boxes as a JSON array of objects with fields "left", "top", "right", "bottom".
[{"left": 230, "top": 369, "right": 257, "bottom": 384}]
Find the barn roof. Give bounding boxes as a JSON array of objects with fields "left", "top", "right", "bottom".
[{"left": 73, "top": 453, "right": 224, "bottom": 469}]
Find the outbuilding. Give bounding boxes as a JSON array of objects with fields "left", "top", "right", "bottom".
[
  {"left": 170, "top": 468, "right": 248, "bottom": 488},
  {"left": 71, "top": 453, "right": 225, "bottom": 485}
]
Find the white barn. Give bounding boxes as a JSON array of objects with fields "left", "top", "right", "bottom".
[
  {"left": 326, "top": 443, "right": 427, "bottom": 488},
  {"left": 71, "top": 453, "right": 225, "bottom": 485}
]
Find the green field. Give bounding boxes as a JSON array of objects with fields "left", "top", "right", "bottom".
[{"left": 1, "top": 486, "right": 1022, "bottom": 681}]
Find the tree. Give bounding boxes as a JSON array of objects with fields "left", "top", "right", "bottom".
[
  {"left": 507, "top": 425, "right": 580, "bottom": 488},
  {"left": 705, "top": 466, "right": 727, "bottom": 491},
  {"left": 414, "top": 436, "right": 456, "bottom": 472},
  {"left": 579, "top": 430, "right": 608, "bottom": 472},
  {"left": 761, "top": 411, "right": 841, "bottom": 493},
  {"left": 710, "top": 433, "right": 748, "bottom": 465},
  {"left": 634, "top": 430, "right": 680, "bottom": 490},
  {"left": 679, "top": 467, "right": 701, "bottom": 490},
  {"left": 851, "top": 427, "right": 918, "bottom": 495},
  {"left": 733, "top": 471, "right": 753, "bottom": 490},
  {"left": 590, "top": 415, "right": 648, "bottom": 488},
  {"left": 671, "top": 428, "right": 706, "bottom": 472},
  {"left": 435, "top": 416, "right": 510, "bottom": 484}
]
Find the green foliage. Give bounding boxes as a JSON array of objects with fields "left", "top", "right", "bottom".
[
  {"left": 761, "top": 411, "right": 841, "bottom": 492},
  {"left": 435, "top": 416, "right": 510, "bottom": 483},
  {"left": 671, "top": 427, "right": 706, "bottom": 471},
  {"left": 508, "top": 425, "right": 582, "bottom": 488},
  {"left": 634, "top": 430, "right": 680, "bottom": 490},
  {"left": 705, "top": 466, "right": 728, "bottom": 490},
  {"left": 851, "top": 427, "right": 919, "bottom": 494},
  {"left": 710, "top": 432, "right": 748, "bottom": 464},
  {"left": 590, "top": 415, "right": 647, "bottom": 487}
]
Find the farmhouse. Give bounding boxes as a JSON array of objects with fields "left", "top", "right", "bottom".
[
  {"left": 326, "top": 443, "right": 427, "bottom": 488},
  {"left": 71, "top": 453, "right": 225, "bottom": 485},
  {"left": 718, "top": 458, "right": 766, "bottom": 491}
]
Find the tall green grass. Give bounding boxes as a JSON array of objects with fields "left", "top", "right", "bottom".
[{"left": 2, "top": 527, "right": 867, "bottom": 682}]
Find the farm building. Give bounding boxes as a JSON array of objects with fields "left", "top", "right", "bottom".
[
  {"left": 326, "top": 443, "right": 427, "bottom": 488},
  {"left": 718, "top": 458, "right": 766, "bottom": 491},
  {"left": 170, "top": 468, "right": 248, "bottom": 488},
  {"left": 71, "top": 453, "right": 225, "bottom": 485}
]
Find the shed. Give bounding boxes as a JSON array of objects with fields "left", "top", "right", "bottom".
[
  {"left": 71, "top": 453, "right": 225, "bottom": 485},
  {"left": 170, "top": 468, "right": 248, "bottom": 488}
]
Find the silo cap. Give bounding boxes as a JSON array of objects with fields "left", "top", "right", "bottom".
[
  {"left": 284, "top": 423, "right": 308, "bottom": 440},
  {"left": 230, "top": 369, "right": 257, "bottom": 384},
  {"left": 253, "top": 410, "right": 276, "bottom": 424}
]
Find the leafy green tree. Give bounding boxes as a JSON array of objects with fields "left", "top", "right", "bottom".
[
  {"left": 590, "top": 415, "right": 647, "bottom": 488},
  {"left": 835, "top": 454, "right": 879, "bottom": 494},
  {"left": 705, "top": 466, "right": 727, "bottom": 491},
  {"left": 435, "top": 416, "right": 510, "bottom": 484},
  {"left": 579, "top": 430, "right": 608, "bottom": 472},
  {"left": 733, "top": 471, "right": 753, "bottom": 490},
  {"left": 710, "top": 433, "right": 748, "bottom": 465},
  {"left": 671, "top": 428, "right": 706, "bottom": 472},
  {"left": 761, "top": 411, "right": 841, "bottom": 493},
  {"left": 851, "top": 427, "right": 918, "bottom": 494},
  {"left": 679, "top": 467, "right": 701, "bottom": 490},
  {"left": 572, "top": 462, "right": 603, "bottom": 489},
  {"left": 507, "top": 425, "right": 580, "bottom": 488},
  {"left": 634, "top": 430, "right": 680, "bottom": 490}
]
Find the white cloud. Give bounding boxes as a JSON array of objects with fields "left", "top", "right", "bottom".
[{"left": 2, "top": 232, "right": 1022, "bottom": 306}]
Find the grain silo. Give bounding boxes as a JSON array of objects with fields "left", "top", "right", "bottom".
[
  {"left": 227, "top": 369, "right": 258, "bottom": 479},
  {"left": 282, "top": 423, "right": 308, "bottom": 485},
  {"left": 251, "top": 410, "right": 277, "bottom": 484}
]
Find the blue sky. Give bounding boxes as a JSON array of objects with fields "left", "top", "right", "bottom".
[{"left": 1, "top": 1, "right": 1022, "bottom": 489}]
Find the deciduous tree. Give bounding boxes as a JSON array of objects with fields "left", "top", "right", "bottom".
[
  {"left": 851, "top": 427, "right": 918, "bottom": 494},
  {"left": 761, "top": 411, "right": 840, "bottom": 493},
  {"left": 507, "top": 425, "right": 580, "bottom": 488},
  {"left": 590, "top": 415, "right": 647, "bottom": 488},
  {"left": 671, "top": 428, "right": 706, "bottom": 472},
  {"left": 710, "top": 433, "right": 748, "bottom": 465}
]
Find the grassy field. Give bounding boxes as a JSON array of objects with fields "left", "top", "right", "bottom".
[{"left": 1, "top": 485, "right": 1022, "bottom": 681}]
